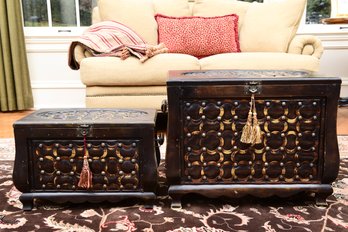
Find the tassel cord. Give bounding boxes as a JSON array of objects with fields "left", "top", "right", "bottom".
[{"left": 251, "top": 94, "right": 262, "bottom": 145}]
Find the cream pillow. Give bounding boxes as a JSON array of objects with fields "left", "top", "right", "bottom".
[
  {"left": 98, "top": 0, "right": 157, "bottom": 45},
  {"left": 239, "top": 0, "right": 306, "bottom": 52},
  {"left": 192, "top": 0, "right": 250, "bottom": 29},
  {"left": 153, "top": 0, "right": 191, "bottom": 16}
]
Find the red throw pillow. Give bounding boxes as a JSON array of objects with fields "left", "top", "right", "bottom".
[{"left": 155, "top": 14, "right": 240, "bottom": 58}]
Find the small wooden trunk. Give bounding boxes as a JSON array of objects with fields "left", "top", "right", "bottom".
[
  {"left": 13, "top": 108, "right": 159, "bottom": 210},
  {"left": 166, "top": 70, "right": 341, "bottom": 208}
]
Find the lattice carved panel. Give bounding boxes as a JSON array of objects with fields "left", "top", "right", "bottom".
[
  {"left": 182, "top": 98, "right": 322, "bottom": 184},
  {"left": 32, "top": 140, "right": 141, "bottom": 191}
]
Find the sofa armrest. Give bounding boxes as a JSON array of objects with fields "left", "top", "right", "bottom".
[
  {"left": 68, "top": 42, "right": 92, "bottom": 70},
  {"left": 287, "top": 35, "right": 324, "bottom": 59}
]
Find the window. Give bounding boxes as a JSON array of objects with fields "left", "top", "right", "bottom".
[
  {"left": 306, "top": 0, "right": 331, "bottom": 24},
  {"left": 21, "top": 0, "right": 345, "bottom": 36},
  {"left": 22, "top": 0, "right": 48, "bottom": 27},
  {"left": 331, "top": 0, "right": 348, "bottom": 17},
  {"left": 21, "top": 0, "right": 97, "bottom": 35}
]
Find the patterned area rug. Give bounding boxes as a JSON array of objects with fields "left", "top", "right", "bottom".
[
  {"left": 0, "top": 138, "right": 15, "bottom": 160},
  {"left": 338, "top": 136, "right": 348, "bottom": 158},
  {"left": 1, "top": 138, "right": 348, "bottom": 231}
]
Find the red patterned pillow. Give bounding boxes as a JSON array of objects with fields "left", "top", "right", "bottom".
[{"left": 155, "top": 14, "right": 240, "bottom": 58}]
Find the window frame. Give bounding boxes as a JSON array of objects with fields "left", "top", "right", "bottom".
[
  {"left": 298, "top": 6, "right": 348, "bottom": 35},
  {"left": 297, "top": 1, "right": 348, "bottom": 36},
  {"left": 21, "top": 0, "right": 90, "bottom": 37},
  {"left": 298, "top": 23, "right": 348, "bottom": 35},
  {"left": 21, "top": 0, "right": 348, "bottom": 37}
]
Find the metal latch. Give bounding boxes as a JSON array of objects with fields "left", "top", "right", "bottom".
[
  {"left": 77, "top": 124, "right": 93, "bottom": 137},
  {"left": 245, "top": 81, "right": 262, "bottom": 94}
]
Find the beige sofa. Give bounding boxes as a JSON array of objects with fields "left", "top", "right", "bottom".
[{"left": 71, "top": 0, "right": 323, "bottom": 110}]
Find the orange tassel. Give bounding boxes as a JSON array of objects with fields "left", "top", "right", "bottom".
[
  {"left": 78, "top": 158, "right": 92, "bottom": 189},
  {"left": 78, "top": 135, "right": 92, "bottom": 189}
]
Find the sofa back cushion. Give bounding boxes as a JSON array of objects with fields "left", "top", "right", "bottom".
[
  {"left": 239, "top": 0, "right": 306, "bottom": 52},
  {"left": 92, "top": 7, "right": 101, "bottom": 25},
  {"left": 153, "top": 0, "right": 192, "bottom": 16},
  {"left": 98, "top": 0, "right": 158, "bottom": 45},
  {"left": 192, "top": 0, "right": 250, "bottom": 30}
]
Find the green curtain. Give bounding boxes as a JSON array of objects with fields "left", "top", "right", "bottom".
[{"left": 0, "top": 0, "right": 33, "bottom": 111}]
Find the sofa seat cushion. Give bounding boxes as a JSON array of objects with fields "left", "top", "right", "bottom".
[
  {"left": 86, "top": 86, "right": 166, "bottom": 109},
  {"left": 199, "top": 53, "right": 320, "bottom": 72},
  {"left": 80, "top": 53, "right": 200, "bottom": 86},
  {"left": 86, "top": 95, "right": 167, "bottom": 109},
  {"left": 87, "top": 86, "right": 166, "bottom": 96},
  {"left": 86, "top": 94, "right": 167, "bottom": 111}
]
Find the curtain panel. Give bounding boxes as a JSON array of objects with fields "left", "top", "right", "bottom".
[{"left": 0, "top": 0, "right": 33, "bottom": 111}]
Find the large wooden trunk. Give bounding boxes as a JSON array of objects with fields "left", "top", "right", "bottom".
[
  {"left": 13, "top": 108, "right": 159, "bottom": 210},
  {"left": 166, "top": 70, "right": 341, "bottom": 208}
]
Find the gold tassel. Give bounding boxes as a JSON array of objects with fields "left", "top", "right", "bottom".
[
  {"left": 78, "top": 134, "right": 92, "bottom": 189},
  {"left": 240, "top": 98, "right": 254, "bottom": 144},
  {"left": 251, "top": 113, "right": 262, "bottom": 144},
  {"left": 251, "top": 95, "right": 262, "bottom": 144},
  {"left": 241, "top": 94, "right": 263, "bottom": 144}
]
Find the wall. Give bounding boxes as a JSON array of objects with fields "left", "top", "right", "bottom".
[
  {"left": 25, "top": 32, "right": 348, "bottom": 109},
  {"left": 308, "top": 30, "right": 348, "bottom": 97},
  {"left": 26, "top": 35, "right": 85, "bottom": 109}
]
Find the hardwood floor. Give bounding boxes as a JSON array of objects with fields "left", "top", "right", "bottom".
[
  {"left": 337, "top": 107, "right": 348, "bottom": 135},
  {"left": 0, "top": 110, "right": 34, "bottom": 138},
  {"left": 1, "top": 108, "right": 348, "bottom": 138}
]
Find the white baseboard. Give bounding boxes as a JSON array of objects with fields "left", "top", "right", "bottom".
[
  {"left": 341, "top": 77, "right": 348, "bottom": 98},
  {"left": 31, "top": 81, "right": 86, "bottom": 109}
]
